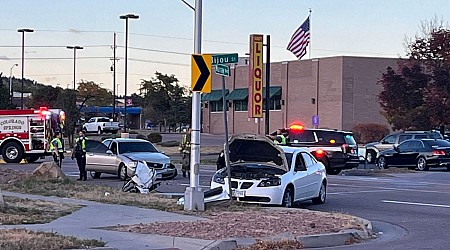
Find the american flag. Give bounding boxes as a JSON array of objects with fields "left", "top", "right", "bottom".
[{"left": 287, "top": 16, "right": 310, "bottom": 60}]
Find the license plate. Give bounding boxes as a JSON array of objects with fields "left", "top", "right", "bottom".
[{"left": 232, "top": 189, "right": 245, "bottom": 198}]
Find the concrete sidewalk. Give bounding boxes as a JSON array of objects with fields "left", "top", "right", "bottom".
[{"left": 0, "top": 191, "right": 218, "bottom": 250}]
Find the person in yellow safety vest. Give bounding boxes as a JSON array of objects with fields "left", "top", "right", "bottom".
[
  {"left": 72, "top": 131, "right": 87, "bottom": 181},
  {"left": 50, "top": 132, "right": 64, "bottom": 168},
  {"left": 270, "top": 129, "right": 287, "bottom": 145},
  {"left": 179, "top": 128, "right": 192, "bottom": 178}
]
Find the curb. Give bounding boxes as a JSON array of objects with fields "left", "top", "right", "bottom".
[{"left": 206, "top": 216, "right": 373, "bottom": 250}]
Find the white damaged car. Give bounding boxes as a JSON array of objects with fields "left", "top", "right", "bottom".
[{"left": 210, "top": 134, "right": 327, "bottom": 207}]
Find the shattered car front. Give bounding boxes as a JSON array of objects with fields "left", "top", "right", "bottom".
[{"left": 209, "top": 134, "right": 290, "bottom": 205}]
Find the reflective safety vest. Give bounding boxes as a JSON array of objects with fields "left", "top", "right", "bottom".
[
  {"left": 50, "top": 138, "right": 64, "bottom": 152},
  {"left": 75, "top": 137, "right": 87, "bottom": 152},
  {"left": 179, "top": 133, "right": 191, "bottom": 154},
  {"left": 274, "top": 134, "right": 287, "bottom": 145}
]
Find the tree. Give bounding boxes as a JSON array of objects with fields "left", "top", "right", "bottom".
[
  {"left": 76, "top": 80, "right": 113, "bottom": 107},
  {"left": 138, "top": 72, "right": 191, "bottom": 127},
  {"left": 0, "top": 73, "right": 13, "bottom": 109},
  {"left": 379, "top": 19, "right": 450, "bottom": 130}
]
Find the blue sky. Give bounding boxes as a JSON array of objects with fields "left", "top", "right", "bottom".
[{"left": 1, "top": 0, "right": 449, "bottom": 94}]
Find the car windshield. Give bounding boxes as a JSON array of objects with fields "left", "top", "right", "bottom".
[{"left": 118, "top": 141, "right": 158, "bottom": 153}]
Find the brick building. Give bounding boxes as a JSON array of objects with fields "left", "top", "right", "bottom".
[{"left": 201, "top": 56, "right": 398, "bottom": 135}]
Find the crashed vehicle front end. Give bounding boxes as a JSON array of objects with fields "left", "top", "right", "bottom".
[{"left": 209, "top": 134, "right": 290, "bottom": 205}]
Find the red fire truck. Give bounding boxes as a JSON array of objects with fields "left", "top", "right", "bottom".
[{"left": 0, "top": 107, "right": 65, "bottom": 163}]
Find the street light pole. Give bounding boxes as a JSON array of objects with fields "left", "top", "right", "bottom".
[
  {"left": 66, "top": 46, "right": 84, "bottom": 90},
  {"left": 120, "top": 13, "right": 139, "bottom": 132},
  {"left": 9, "top": 63, "right": 18, "bottom": 107},
  {"left": 18, "top": 28, "right": 34, "bottom": 110}
]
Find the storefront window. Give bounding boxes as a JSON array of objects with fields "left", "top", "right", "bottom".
[{"left": 234, "top": 100, "right": 248, "bottom": 111}]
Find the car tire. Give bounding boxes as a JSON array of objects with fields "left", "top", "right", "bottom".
[
  {"left": 281, "top": 187, "right": 294, "bottom": 208},
  {"left": 377, "top": 156, "right": 389, "bottom": 169},
  {"left": 90, "top": 171, "right": 101, "bottom": 179},
  {"left": 416, "top": 157, "right": 429, "bottom": 171},
  {"left": 168, "top": 166, "right": 178, "bottom": 180},
  {"left": 312, "top": 182, "right": 326, "bottom": 205},
  {"left": 118, "top": 164, "right": 127, "bottom": 181},
  {"left": 2, "top": 141, "right": 24, "bottom": 163},
  {"left": 366, "top": 149, "right": 376, "bottom": 164}
]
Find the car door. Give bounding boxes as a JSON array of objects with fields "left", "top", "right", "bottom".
[
  {"left": 300, "top": 152, "right": 322, "bottom": 198},
  {"left": 292, "top": 152, "right": 309, "bottom": 201},
  {"left": 85, "top": 140, "right": 116, "bottom": 173},
  {"left": 379, "top": 134, "right": 397, "bottom": 151},
  {"left": 86, "top": 118, "right": 95, "bottom": 132},
  {"left": 395, "top": 141, "right": 417, "bottom": 166}
]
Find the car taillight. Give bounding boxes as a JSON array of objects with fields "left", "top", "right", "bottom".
[
  {"left": 315, "top": 149, "right": 325, "bottom": 156},
  {"left": 432, "top": 150, "right": 446, "bottom": 156}
]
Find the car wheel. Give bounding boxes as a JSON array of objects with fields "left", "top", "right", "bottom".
[
  {"left": 377, "top": 156, "right": 388, "bottom": 169},
  {"left": 281, "top": 187, "right": 294, "bottom": 208},
  {"left": 312, "top": 182, "right": 326, "bottom": 205},
  {"left": 168, "top": 168, "right": 178, "bottom": 180},
  {"left": 366, "top": 150, "right": 376, "bottom": 164},
  {"left": 118, "top": 164, "right": 127, "bottom": 181},
  {"left": 416, "top": 157, "right": 429, "bottom": 171},
  {"left": 1, "top": 141, "right": 24, "bottom": 163},
  {"left": 90, "top": 171, "right": 101, "bottom": 179}
]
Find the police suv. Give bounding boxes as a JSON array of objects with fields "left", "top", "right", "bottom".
[{"left": 284, "top": 125, "right": 360, "bottom": 175}]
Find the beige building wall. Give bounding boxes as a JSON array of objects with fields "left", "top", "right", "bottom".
[{"left": 202, "top": 56, "right": 398, "bottom": 135}]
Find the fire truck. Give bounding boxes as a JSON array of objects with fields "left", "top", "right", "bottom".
[{"left": 0, "top": 107, "right": 65, "bottom": 163}]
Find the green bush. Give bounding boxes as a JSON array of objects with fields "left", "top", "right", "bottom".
[
  {"left": 135, "top": 134, "right": 147, "bottom": 140},
  {"left": 352, "top": 123, "right": 390, "bottom": 144},
  {"left": 147, "top": 132, "right": 162, "bottom": 143}
]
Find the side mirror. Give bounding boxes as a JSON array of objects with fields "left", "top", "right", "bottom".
[
  {"left": 106, "top": 150, "right": 113, "bottom": 155},
  {"left": 393, "top": 146, "right": 399, "bottom": 152}
]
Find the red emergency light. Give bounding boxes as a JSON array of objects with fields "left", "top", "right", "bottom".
[{"left": 289, "top": 124, "right": 305, "bottom": 131}]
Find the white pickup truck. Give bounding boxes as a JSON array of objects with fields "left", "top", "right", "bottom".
[{"left": 82, "top": 117, "right": 120, "bottom": 134}]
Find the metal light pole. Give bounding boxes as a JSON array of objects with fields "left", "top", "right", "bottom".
[
  {"left": 9, "top": 63, "right": 18, "bottom": 107},
  {"left": 18, "top": 28, "right": 34, "bottom": 109},
  {"left": 183, "top": 0, "right": 205, "bottom": 211},
  {"left": 119, "top": 13, "right": 139, "bottom": 132},
  {"left": 66, "top": 46, "right": 83, "bottom": 90}
]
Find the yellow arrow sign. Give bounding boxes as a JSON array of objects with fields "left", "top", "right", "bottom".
[{"left": 191, "top": 54, "right": 212, "bottom": 93}]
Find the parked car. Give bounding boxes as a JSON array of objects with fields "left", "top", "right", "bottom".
[
  {"left": 210, "top": 134, "right": 327, "bottom": 207},
  {"left": 376, "top": 139, "right": 450, "bottom": 171},
  {"left": 365, "top": 131, "right": 443, "bottom": 164},
  {"left": 284, "top": 125, "right": 360, "bottom": 175},
  {"left": 82, "top": 117, "right": 120, "bottom": 134},
  {"left": 85, "top": 138, "right": 177, "bottom": 180}
]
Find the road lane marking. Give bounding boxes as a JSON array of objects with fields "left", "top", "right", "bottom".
[
  {"left": 328, "top": 190, "right": 392, "bottom": 195},
  {"left": 332, "top": 175, "right": 450, "bottom": 187},
  {"left": 328, "top": 183, "right": 450, "bottom": 194},
  {"left": 382, "top": 200, "right": 450, "bottom": 208}
]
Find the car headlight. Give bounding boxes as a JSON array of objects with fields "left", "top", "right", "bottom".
[
  {"left": 212, "top": 172, "right": 225, "bottom": 184},
  {"left": 127, "top": 161, "right": 137, "bottom": 169},
  {"left": 258, "top": 178, "right": 281, "bottom": 187}
]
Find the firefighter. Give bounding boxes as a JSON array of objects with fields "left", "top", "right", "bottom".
[
  {"left": 72, "top": 131, "right": 87, "bottom": 181},
  {"left": 179, "top": 128, "right": 191, "bottom": 178},
  {"left": 50, "top": 132, "right": 64, "bottom": 168}
]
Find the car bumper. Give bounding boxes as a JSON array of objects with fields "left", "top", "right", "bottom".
[
  {"left": 425, "top": 157, "right": 450, "bottom": 167},
  {"left": 329, "top": 156, "right": 360, "bottom": 169},
  {"left": 127, "top": 167, "right": 176, "bottom": 179},
  {"left": 210, "top": 180, "right": 284, "bottom": 205}
]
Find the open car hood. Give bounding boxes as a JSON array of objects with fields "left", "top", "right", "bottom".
[{"left": 227, "top": 134, "right": 288, "bottom": 171}]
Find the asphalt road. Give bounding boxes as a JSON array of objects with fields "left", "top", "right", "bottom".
[{"left": 3, "top": 158, "right": 450, "bottom": 249}]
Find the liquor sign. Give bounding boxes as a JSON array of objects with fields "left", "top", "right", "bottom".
[{"left": 248, "top": 34, "right": 264, "bottom": 118}]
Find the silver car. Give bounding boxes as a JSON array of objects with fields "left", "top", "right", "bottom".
[{"left": 85, "top": 138, "right": 177, "bottom": 180}]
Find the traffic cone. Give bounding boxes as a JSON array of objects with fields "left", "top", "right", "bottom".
[
  {"left": 20, "top": 159, "right": 27, "bottom": 164},
  {"left": 0, "top": 159, "right": 5, "bottom": 164}
]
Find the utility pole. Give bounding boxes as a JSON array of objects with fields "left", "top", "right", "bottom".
[
  {"left": 110, "top": 32, "right": 119, "bottom": 121},
  {"left": 264, "top": 35, "right": 271, "bottom": 135},
  {"left": 184, "top": 0, "right": 205, "bottom": 211}
]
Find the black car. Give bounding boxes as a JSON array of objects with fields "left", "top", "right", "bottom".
[
  {"left": 284, "top": 126, "right": 360, "bottom": 175},
  {"left": 377, "top": 139, "right": 450, "bottom": 171}
]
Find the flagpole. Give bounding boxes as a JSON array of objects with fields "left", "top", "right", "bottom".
[{"left": 309, "top": 8, "right": 312, "bottom": 59}]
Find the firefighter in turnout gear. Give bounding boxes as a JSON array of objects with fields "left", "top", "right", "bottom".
[
  {"left": 50, "top": 132, "right": 64, "bottom": 168},
  {"left": 179, "top": 128, "right": 191, "bottom": 178},
  {"left": 72, "top": 131, "right": 87, "bottom": 181}
]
